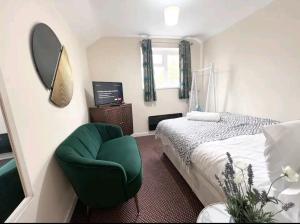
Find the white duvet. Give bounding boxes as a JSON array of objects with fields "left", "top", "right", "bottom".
[
  {"left": 190, "top": 134, "right": 295, "bottom": 222},
  {"left": 191, "top": 133, "right": 271, "bottom": 193},
  {"left": 159, "top": 130, "right": 298, "bottom": 222}
]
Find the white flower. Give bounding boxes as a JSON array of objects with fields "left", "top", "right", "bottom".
[
  {"left": 234, "top": 171, "right": 244, "bottom": 184},
  {"left": 282, "top": 166, "right": 300, "bottom": 183},
  {"left": 234, "top": 160, "right": 248, "bottom": 170}
]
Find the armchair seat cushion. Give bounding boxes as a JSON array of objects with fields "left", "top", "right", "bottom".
[{"left": 97, "top": 136, "right": 142, "bottom": 184}]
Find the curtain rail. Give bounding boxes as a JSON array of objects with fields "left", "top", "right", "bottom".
[{"left": 139, "top": 41, "right": 194, "bottom": 45}]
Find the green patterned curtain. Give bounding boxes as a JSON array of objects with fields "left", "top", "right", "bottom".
[
  {"left": 179, "top": 40, "right": 192, "bottom": 99},
  {"left": 141, "top": 39, "right": 157, "bottom": 102}
]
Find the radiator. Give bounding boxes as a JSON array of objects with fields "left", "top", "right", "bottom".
[{"left": 148, "top": 113, "right": 183, "bottom": 131}]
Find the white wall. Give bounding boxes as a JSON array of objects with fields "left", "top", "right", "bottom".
[
  {"left": 0, "top": 112, "right": 7, "bottom": 134},
  {"left": 203, "top": 0, "right": 300, "bottom": 121},
  {"left": 87, "top": 37, "right": 201, "bottom": 134},
  {"left": 0, "top": 0, "right": 91, "bottom": 222}
]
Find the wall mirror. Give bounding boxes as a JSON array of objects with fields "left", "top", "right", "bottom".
[
  {"left": 31, "top": 23, "right": 73, "bottom": 108},
  {"left": 0, "top": 102, "right": 25, "bottom": 222}
]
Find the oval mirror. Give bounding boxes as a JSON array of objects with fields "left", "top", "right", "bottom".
[{"left": 31, "top": 23, "right": 73, "bottom": 107}]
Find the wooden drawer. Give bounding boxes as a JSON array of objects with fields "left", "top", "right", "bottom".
[
  {"left": 121, "top": 106, "right": 133, "bottom": 135},
  {"left": 89, "top": 104, "right": 133, "bottom": 135}
]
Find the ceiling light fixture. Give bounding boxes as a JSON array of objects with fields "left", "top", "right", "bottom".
[{"left": 164, "top": 6, "right": 180, "bottom": 26}]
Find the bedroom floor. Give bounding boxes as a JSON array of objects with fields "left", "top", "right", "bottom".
[{"left": 71, "top": 135, "right": 203, "bottom": 223}]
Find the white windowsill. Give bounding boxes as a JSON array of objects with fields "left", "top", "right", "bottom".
[
  {"left": 156, "top": 87, "right": 179, "bottom": 90},
  {"left": 142, "top": 87, "right": 179, "bottom": 90}
]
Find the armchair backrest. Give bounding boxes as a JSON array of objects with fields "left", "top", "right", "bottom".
[
  {"left": 57, "top": 123, "right": 103, "bottom": 161},
  {"left": 55, "top": 123, "right": 128, "bottom": 208}
]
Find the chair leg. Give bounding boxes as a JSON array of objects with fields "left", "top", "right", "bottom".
[
  {"left": 134, "top": 195, "right": 140, "bottom": 215},
  {"left": 86, "top": 205, "right": 91, "bottom": 217}
]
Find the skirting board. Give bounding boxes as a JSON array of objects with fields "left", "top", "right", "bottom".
[
  {"left": 64, "top": 194, "right": 78, "bottom": 223},
  {"left": 131, "top": 131, "right": 155, "bottom": 138},
  {"left": 5, "top": 197, "right": 33, "bottom": 223}
]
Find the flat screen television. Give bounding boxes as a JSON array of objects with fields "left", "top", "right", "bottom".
[{"left": 93, "top": 81, "right": 124, "bottom": 106}]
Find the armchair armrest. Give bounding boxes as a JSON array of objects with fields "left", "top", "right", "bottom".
[{"left": 94, "top": 123, "right": 123, "bottom": 142}]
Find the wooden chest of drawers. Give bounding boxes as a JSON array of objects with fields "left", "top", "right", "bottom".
[{"left": 89, "top": 104, "right": 133, "bottom": 135}]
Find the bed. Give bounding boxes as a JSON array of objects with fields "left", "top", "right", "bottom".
[
  {"left": 155, "top": 113, "right": 276, "bottom": 205},
  {"left": 156, "top": 114, "right": 300, "bottom": 222}
]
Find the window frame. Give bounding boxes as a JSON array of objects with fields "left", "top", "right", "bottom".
[
  {"left": 141, "top": 47, "right": 180, "bottom": 90},
  {"left": 152, "top": 47, "right": 180, "bottom": 90}
]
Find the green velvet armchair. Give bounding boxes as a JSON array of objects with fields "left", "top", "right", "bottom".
[{"left": 55, "top": 123, "right": 143, "bottom": 214}]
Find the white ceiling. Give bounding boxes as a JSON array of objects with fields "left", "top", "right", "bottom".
[{"left": 53, "top": 0, "right": 273, "bottom": 46}]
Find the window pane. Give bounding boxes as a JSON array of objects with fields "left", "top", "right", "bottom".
[
  {"left": 167, "top": 55, "right": 179, "bottom": 87},
  {"left": 154, "top": 66, "right": 165, "bottom": 88},
  {"left": 153, "top": 54, "right": 163, "bottom": 65},
  {"left": 143, "top": 47, "right": 180, "bottom": 89}
]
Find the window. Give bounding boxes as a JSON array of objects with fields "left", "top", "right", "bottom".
[{"left": 152, "top": 48, "right": 179, "bottom": 89}]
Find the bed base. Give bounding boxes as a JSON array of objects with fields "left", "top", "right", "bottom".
[{"left": 161, "top": 144, "right": 224, "bottom": 206}]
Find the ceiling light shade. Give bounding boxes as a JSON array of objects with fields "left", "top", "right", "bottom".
[{"left": 164, "top": 6, "right": 180, "bottom": 26}]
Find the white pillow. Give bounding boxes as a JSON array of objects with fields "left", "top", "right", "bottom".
[
  {"left": 263, "top": 120, "right": 300, "bottom": 191},
  {"left": 186, "top": 112, "right": 221, "bottom": 122}
]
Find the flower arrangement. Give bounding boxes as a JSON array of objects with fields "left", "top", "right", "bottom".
[{"left": 215, "top": 153, "right": 299, "bottom": 223}]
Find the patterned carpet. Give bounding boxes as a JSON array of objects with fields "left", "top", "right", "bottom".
[{"left": 71, "top": 135, "right": 203, "bottom": 223}]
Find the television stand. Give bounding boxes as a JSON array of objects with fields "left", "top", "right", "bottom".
[{"left": 89, "top": 104, "right": 133, "bottom": 135}]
